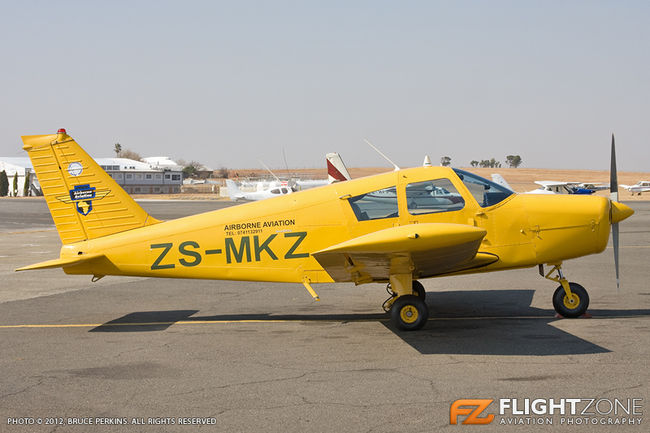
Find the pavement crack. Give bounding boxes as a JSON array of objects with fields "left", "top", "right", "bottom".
[{"left": 0, "top": 377, "right": 45, "bottom": 401}]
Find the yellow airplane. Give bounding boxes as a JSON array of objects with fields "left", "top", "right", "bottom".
[{"left": 17, "top": 129, "right": 634, "bottom": 331}]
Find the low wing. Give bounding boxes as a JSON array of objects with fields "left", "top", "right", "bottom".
[{"left": 312, "top": 223, "right": 498, "bottom": 284}]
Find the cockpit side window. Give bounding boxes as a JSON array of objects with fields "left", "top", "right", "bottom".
[
  {"left": 406, "top": 179, "right": 465, "bottom": 215},
  {"left": 453, "top": 169, "right": 513, "bottom": 207},
  {"left": 348, "top": 186, "right": 398, "bottom": 221}
]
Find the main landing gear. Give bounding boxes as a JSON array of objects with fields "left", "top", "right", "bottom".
[
  {"left": 383, "top": 277, "right": 429, "bottom": 331},
  {"left": 542, "top": 264, "right": 590, "bottom": 318}
]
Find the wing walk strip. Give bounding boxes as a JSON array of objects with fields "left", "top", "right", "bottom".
[{"left": 0, "top": 315, "right": 642, "bottom": 329}]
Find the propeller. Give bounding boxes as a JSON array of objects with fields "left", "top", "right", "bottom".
[{"left": 610, "top": 134, "right": 620, "bottom": 289}]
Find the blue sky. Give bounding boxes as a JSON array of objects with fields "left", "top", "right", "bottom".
[{"left": 1, "top": 1, "right": 649, "bottom": 170}]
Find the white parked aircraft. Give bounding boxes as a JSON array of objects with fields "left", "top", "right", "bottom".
[
  {"left": 226, "top": 180, "right": 293, "bottom": 201},
  {"left": 620, "top": 181, "right": 650, "bottom": 195},
  {"left": 490, "top": 175, "right": 604, "bottom": 195},
  {"left": 226, "top": 153, "right": 351, "bottom": 201}
]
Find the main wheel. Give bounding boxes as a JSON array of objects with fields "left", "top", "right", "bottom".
[
  {"left": 412, "top": 280, "right": 426, "bottom": 299},
  {"left": 391, "top": 295, "right": 429, "bottom": 331},
  {"left": 552, "top": 282, "right": 589, "bottom": 318}
]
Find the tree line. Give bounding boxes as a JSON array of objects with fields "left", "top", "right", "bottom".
[{"left": 440, "top": 155, "right": 522, "bottom": 168}]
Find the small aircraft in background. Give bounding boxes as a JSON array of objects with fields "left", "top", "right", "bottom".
[
  {"left": 531, "top": 181, "right": 596, "bottom": 195},
  {"left": 226, "top": 179, "right": 294, "bottom": 201},
  {"left": 17, "top": 130, "right": 633, "bottom": 331},
  {"left": 227, "top": 153, "right": 351, "bottom": 201},
  {"left": 491, "top": 175, "right": 609, "bottom": 195},
  {"left": 620, "top": 181, "right": 650, "bottom": 195}
]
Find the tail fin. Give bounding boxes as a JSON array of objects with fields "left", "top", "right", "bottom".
[
  {"left": 225, "top": 179, "right": 243, "bottom": 200},
  {"left": 491, "top": 173, "right": 514, "bottom": 192},
  {"left": 326, "top": 152, "right": 351, "bottom": 183},
  {"left": 21, "top": 129, "right": 160, "bottom": 244}
]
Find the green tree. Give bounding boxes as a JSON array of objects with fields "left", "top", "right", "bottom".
[
  {"left": 12, "top": 172, "right": 18, "bottom": 196},
  {"left": 440, "top": 156, "right": 451, "bottom": 166},
  {"left": 470, "top": 160, "right": 479, "bottom": 167},
  {"left": 182, "top": 161, "right": 202, "bottom": 178},
  {"left": 114, "top": 142, "right": 122, "bottom": 157},
  {"left": 489, "top": 158, "right": 501, "bottom": 168},
  {"left": 23, "top": 171, "right": 31, "bottom": 196},
  {"left": 0, "top": 171, "right": 8, "bottom": 196},
  {"left": 505, "top": 155, "right": 522, "bottom": 168}
]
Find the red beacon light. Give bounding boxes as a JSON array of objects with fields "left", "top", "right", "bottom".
[{"left": 57, "top": 128, "right": 67, "bottom": 134}]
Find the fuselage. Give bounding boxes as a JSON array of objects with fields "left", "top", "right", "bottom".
[{"left": 60, "top": 166, "right": 616, "bottom": 284}]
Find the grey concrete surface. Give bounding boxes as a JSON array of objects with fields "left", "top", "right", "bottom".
[{"left": 0, "top": 199, "right": 648, "bottom": 432}]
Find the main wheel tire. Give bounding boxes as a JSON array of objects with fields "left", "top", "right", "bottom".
[
  {"left": 391, "top": 295, "right": 429, "bottom": 331},
  {"left": 552, "top": 282, "right": 589, "bottom": 318},
  {"left": 412, "top": 280, "right": 426, "bottom": 299}
]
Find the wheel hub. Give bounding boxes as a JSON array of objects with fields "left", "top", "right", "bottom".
[
  {"left": 563, "top": 293, "right": 580, "bottom": 309},
  {"left": 400, "top": 305, "right": 419, "bottom": 324}
]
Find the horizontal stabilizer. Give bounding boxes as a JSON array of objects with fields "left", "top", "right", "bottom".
[{"left": 16, "top": 253, "right": 105, "bottom": 271}]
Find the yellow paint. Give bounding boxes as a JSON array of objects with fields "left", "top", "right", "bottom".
[
  {"left": 17, "top": 131, "right": 634, "bottom": 303},
  {"left": 399, "top": 305, "right": 419, "bottom": 324},
  {"left": 302, "top": 277, "right": 320, "bottom": 301},
  {"left": 563, "top": 292, "right": 580, "bottom": 309}
]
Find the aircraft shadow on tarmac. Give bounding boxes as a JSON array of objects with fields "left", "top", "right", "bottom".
[{"left": 90, "top": 290, "right": 650, "bottom": 356}]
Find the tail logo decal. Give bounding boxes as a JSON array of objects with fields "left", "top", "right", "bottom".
[
  {"left": 56, "top": 184, "right": 110, "bottom": 216},
  {"left": 67, "top": 162, "right": 83, "bottom": 177}
]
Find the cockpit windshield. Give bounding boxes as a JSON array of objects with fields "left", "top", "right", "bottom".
[{"left": 453, "top": 169, "right": 514, "bottom": 207}]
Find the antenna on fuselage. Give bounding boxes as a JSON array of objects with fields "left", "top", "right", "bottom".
[
  {"left": 363, "top": 138, "right": 400, "bottom": 171},
  {"left": 258, "top": 159, "right": 282, "bottom": 182}
]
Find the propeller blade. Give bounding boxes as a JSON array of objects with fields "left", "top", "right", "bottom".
[
  {"left": 610, "top": 134, "right": 618, "bottom": 202},
  {"left": 613, "top": 222, "right": 620, "bottom": 290}
]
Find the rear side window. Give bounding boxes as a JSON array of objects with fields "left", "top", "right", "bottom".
[
  {"left": 348, "top": 186, "right": 398, "bottom": 221},
  {"left": 406, "top": 179, "right": 465, "bottom": 215}
]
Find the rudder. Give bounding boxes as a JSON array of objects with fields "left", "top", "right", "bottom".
[{"left": 22, "top": 129, "right": 160, "bottom": 244}]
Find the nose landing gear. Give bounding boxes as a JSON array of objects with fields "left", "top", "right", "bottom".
[{"left": 542, "top": 264, "right": 590, "bottom": 318}]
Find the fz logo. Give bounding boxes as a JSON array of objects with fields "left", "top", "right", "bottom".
[
  {"left": 450, "top": 399, "right": 494, "bottom": 425},
  {"left": 56, "top": 184, "right": 110, "bottom": 216}
]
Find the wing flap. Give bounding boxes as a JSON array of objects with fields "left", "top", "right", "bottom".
[{"left": 312, "top": 223, "right": 491, "bottom": 283}]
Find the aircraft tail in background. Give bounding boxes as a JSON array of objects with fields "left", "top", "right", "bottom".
[
  {"left": 326, "top": 152, "right": 351, "bottom": 183},
  {"left": 225, "top": 179, "right": 244, "bottom": 200},
  {"left": 491, "top": 173, "right": 514, "bottom": 192}
]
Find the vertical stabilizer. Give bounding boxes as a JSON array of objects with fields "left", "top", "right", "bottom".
[
  {"left": 326, "top": 152, "right": 351, "bottom": 183},
  {"left": 225, "top": 179, "right": 244, "bottom": 200},
  {"left": 21, "top": 129, "right": 159, "bottom": 244}
]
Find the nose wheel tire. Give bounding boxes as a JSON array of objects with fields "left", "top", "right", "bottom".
[
  {"left": 390, "top": 295, "right": 429, "bottom": 331},
  {"left": 552, "top": 283, "right": 589, "bottom": 318}
]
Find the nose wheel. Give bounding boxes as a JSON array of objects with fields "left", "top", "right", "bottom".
[
  {"left": 552, "top": 282, "right": 589, "bottom": 318},
  {"left": 542, "top": 264, "right": 590, "bottom": 318}
]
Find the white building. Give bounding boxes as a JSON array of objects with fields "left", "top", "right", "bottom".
[
  {"left": 0, "top": 156, "right": 183, "bottom": 196},
  {"left": 96, "top": 158, "right": 183, "bottom": 194},
  {"left": 0, "top": 157, "right": 40, "bottom": 196}
]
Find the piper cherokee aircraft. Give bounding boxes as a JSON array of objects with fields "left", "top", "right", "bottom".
[{"left": 17, "top": 130, "right": 634, "bottom": 330}]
